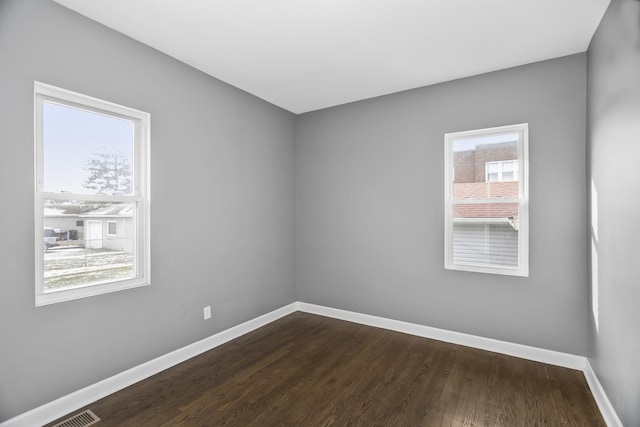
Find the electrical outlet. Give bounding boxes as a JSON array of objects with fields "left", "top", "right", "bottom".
[{"left": 203, "top": 306, "right": 211, "bottom": 320}]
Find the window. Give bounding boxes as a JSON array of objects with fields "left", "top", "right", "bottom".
[
  {"left": 486, "top": 160, "right": 519, "bottom": 182},
  {"left": 107, "top": 221, "right": 117, "bottom": 236},
  {"left": 444, "top": 123, "right": 528, "bottom": 276},
  {"left": 35, "top": 82, "right": 150, "bottom": 306}
]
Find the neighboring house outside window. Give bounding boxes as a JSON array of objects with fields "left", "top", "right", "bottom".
[
  {"left": 444, "top": 124, "right": 528, "bottom": 276},
  {"left": 35, "top": 82, "right": 150, "bottom": 306}
]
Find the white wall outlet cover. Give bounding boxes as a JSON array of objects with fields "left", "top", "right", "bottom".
[{"left": 204, "top": 306, "right": 211, "bottom": 320}]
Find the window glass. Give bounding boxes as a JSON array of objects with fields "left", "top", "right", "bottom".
[
  {"left": 108, "top": 221, "right": 117, "bottom": 236},
  {"left": 42, "top": 202, "right": 136, "bottom": 293},
  {"left": 43, "top": 101, "right": 134, "bottom": 196}
]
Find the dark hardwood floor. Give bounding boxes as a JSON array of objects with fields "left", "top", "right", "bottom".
[{"left": 48, "top": 312, "right": 605, "bottom": 426}]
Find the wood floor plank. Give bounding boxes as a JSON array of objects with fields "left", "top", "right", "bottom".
[{"left": 46, "top": 312, "right": 606, "bottom": 426}]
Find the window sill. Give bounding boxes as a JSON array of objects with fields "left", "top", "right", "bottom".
[{"left": 35, "top": 278, "right": 150, "bottom": 307}]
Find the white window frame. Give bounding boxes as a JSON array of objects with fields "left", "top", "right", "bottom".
[
  {"left": 444, "top": 123, "right": 529, "bottom": 276},
  {"left": 34, "top": 82, "right": 150, "bottom": 306},
  {"left": 107, "top": 221, "right": 117, "bottom": 237}
]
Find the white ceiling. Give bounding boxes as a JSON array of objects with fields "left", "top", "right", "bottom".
[{"left": 53, "top": 0, "right": 610, "bottom": 114}]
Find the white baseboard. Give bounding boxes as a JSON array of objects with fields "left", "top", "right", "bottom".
[
  {"left": 297, "top": 302, "right": 586, "bottom": 370},
  {"left": 2, "top": 301, "right": 622, "bottom": 427},
  {"left": 584, "top": 360, "right": 624, "bottom": 427},
  {"left": 0, "top": 303, "right": 298, "bottom": 427}
]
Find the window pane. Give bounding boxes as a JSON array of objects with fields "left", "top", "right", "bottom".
[
  {"left": 43, "top": 101, "right": 134, "bottom": 195},
  {"left": 452, "top": 202, "right": 519, "bottom": 268},
  {"left": 487, "top": 172, "right": 499, "bottom": 183},
  {"left": 43, "top": 200, "right": 136, "bottom": 292},
  {"left": 452, "top": 133, "right": 519, "bottom": 197},
  {"left": 452, "top": 222, "right": 519, "bottom": 268}
]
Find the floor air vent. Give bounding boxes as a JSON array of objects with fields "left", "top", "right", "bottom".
[{"left": 52, "top": 409, "right": 100, "bottom": 427}]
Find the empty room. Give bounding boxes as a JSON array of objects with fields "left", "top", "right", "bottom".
[{"left": 0, "top": 0, "right": 638, "bottom": 425}]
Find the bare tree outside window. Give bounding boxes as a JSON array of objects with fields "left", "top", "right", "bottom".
[{"left": 83, "top": 152, "right": 132, "bottom": 195}]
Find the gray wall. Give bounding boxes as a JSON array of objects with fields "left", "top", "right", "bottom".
[
  {"left": 587, "top": 0, "right": 640, "bottom": 425},
  {"left": 0, "top": 0, "right": 296, "bottom": 421},
  {"left": 296, "top": 54, "right": 589, "bottom": 355},
  {"left": 4, "top": 0, "right": 630, "bottom": 423}
]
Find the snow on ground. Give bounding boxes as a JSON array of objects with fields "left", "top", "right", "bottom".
[{"left": 44, "top": 247, "right": 134, "bottom": 290}]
